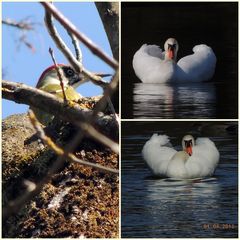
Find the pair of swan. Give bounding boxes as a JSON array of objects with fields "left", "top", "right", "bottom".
[
  {"left": 142, "top": 134, "right": 219, "bottom": 179},
  {"left": 133, "top": 38, "right": 216, "bottom": 83},
  {"left": 134, "top": 39, "right": 219, "bottom": 178}
]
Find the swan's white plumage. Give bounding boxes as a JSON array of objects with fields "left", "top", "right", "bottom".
[
  {"left": 142, "top": 134, "right": 219, "bottom": 179},
  {"left": 176, "top": 44, "right": 216, "bottom": 82},
  {"left": 143, "top": 44, "right": 164, "bottom": 59},
  {"left": 133, "top": 39, "right": 216, "bottom": 83},
  {"left": 133, "top": 44, "right": 175, "bottom": 83}
]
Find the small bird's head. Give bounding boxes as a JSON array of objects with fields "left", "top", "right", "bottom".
[{"left": 36, "top": 64, "right": 85, "bottom": 89}]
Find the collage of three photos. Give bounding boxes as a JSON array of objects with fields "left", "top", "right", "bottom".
[{"left": 2, "top": 1, "right": 238, "bottom": 238}]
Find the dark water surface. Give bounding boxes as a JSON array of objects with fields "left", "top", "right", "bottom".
[
  {"left": 132, "top": 82, "right": 236, "bottom": 119},
  {"left": 121, "top": 122, "right": 238, "bottom": 238}
]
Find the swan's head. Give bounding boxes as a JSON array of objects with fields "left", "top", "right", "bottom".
[
  {"left": 182, "top": 135, "right": 195, "bottom": 156},
  {"left": 164, "top": 38, "right": 179, "bottom": 61}
]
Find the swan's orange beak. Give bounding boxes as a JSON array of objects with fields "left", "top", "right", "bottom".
[
  {"left": 168, "top": 49, "right": 174, "bottom": 60},
  {"left": 186, "top": 146, "right": 192, "bottom": 156}
]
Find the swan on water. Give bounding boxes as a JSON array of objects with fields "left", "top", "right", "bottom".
[
  {"left": 142, "top": 134, "right": 219, "bottom": 179},
  {"left": 133, "top": 38, "right": 216, "bottom": 83}
]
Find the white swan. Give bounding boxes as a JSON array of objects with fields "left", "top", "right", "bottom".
[
  {"left": 133, "top": 38, "right": 216, "bottom": 83},
  {"left": 142, "top": 134, "right": 219, "bottom": 179}
]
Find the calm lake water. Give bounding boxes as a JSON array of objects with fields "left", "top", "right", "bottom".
[
  {"left": 128, "top": 81, "right": 237, "bottom": 119},
  {"left": 121, "top": 122, "right": 238, "bottom": 238},
  {"left": 133, "top": 82, "right": 216, "bottom": 119}
]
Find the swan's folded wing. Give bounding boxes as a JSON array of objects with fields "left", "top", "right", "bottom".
[
  {"left": 146, "top": 134, "right": 172, "bottom": 146},
  {"left": 185, "top": 137, "right": 219, "bottom": 178},
  {"left": 176, "top": 44, "right": 216, "bottom": 82},
  {"left": 133, "top": 44, "right": 175, "bottom": 83},
  {"left": 142, "top": 44, "right": 164, "bottom": 59},
  {"left": 133, "top": 45, "right": 164, "bottom": 74},
  {"left": 142, "top": 134, "right": 176, "bottom": 176},
  {"left": 195, "top": 137, "right": 220, "bottom": 163}
]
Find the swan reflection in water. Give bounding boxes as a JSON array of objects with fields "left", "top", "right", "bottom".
[
  {"left": 144, "top": 178, "right": 221, "bottom": 232},
  {"left": 133, "top": 82, "right": 216, "bottom": 119},
  {"left": 145, "top": 177, "right": 220, "bottom": 205},
  {"left": 125, "top": 176, "right": 222, "bottom": 237}
]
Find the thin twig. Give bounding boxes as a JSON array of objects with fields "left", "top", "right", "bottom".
[
  {"left": 68, "top": 31, "right": 82, "bottom": 63},
  {"left": 48, "top": 48, "right": 67, "bottom": 101},
  {"left": 2, "top": 18, "right": 34, "bottom": 30},
  {"left": 107, "top": 96, "right": 120, "bottom": 125},
  {"left": 41, "top": 2, "right": 118, "bottom": 69},
  {"left": 93, "top": 71, "right": 119, "bottom": 126},
  {"left": 93, "top": 71, "right": 119, "bottom": 117},
  {"left": 19, "top": 35, "right": 36, "bottom": 52}
]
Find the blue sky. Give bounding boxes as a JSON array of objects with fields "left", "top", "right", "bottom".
[{"left": 2, "top": 2, "right": 114, "bottom": 119}]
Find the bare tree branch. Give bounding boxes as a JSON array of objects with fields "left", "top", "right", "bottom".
[
  {"left": 44, "top": 8, "right": 107, "bottom": 88},
  {"left": 41, "top": 2, "right": 118, "bottom": 69},
  {"left": 2, "top": 18, "right": 34, "bottom": 30},
  {"left": 2, "top": 80, "right": 119, "bottom": 153}
]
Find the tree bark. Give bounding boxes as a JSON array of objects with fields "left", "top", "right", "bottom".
[
  {"left": 95, "top": 2, "right": 119, "bottom": 60},
  {"left": 95, "top": 2, "right": 119, "bottom": 112}
]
